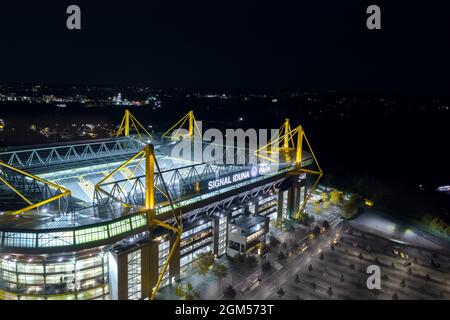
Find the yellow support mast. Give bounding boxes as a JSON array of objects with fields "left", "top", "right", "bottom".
[
  {"left": 144, "top": 144, "right": 155, "bottom": 211},
  {"left": 188, "top": 111, "right": 194, "bottom": 137},
  {"left": 162, "top": 110, "right": 201, "bottom": 140},
  {"left": 254, "top": 119, "right": 323, "bottom": 221},
  {"left": 292, "top": 125, "right": 323, "bottom": 219},
  {"left": 94, "top": 144, "right": 182, "bottom": 300},
  {"left": 116, "top": 109, "right": 152, "bottom": 139},
  {"left": 282, "top": 118, "right": 291, "bottom": 153}
]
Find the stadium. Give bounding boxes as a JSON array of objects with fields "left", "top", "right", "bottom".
[{"left": 0, "top": 110, "right": 322, "bottom": 300}]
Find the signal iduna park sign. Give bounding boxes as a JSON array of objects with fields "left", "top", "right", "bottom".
[{"left": 207, "top": 165, "right": 272, "bottom": 190}]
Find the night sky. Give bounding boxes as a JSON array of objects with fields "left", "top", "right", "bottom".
[{"left": 1, "top": 1, "right": 449, "bottom": 94}]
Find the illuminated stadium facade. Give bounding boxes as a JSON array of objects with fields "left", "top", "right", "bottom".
[{"left": 0, "top": 111, "right": 321, "bottom": 300}]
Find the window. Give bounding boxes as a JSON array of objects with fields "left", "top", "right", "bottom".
[
  {"left": 3, "top": 232, "right": 36, "bottom": 248},
  {"left": 38, "top": 232, "right": 74, "bottom": 247},
  {"left": 17, "top": 263, "right": 44, "bottom": 274},
  {"left": 75, "top": 226, "right": 108, "bottom": 244},
  {"left": 127, "top": 250, "right": 141, "bottom": 300},
  {"left": 108, "top": 219, "right": 131, "bottom": 237},
  {"left": 228, "top": 240, "right": 241, "bottom": 252},
  {"left": 281, "top": 190, "right": 288, "bottom": 219},
  {"left": 131, "top": 214, "right": 147, "bottom": 229}
]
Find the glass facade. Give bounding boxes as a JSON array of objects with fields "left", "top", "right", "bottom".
[
  {"left": 158, "top": 238, "right": 170, "bottom": 288},
  {"left": 127, "top": 250, "right": 141, "bottom": 300},
  {"left": 0, "top": 250, "right": 109, "bottom": 300},
  {"left": 217, "top": 216, "right": 227, "bottom": 256},
  {"left": 0, "top": 213, "right": 147, "bottom": 250},
  {"left": 281, "top": 190, "right": 288, "bottom": 219},
  {"left": 258, "top": 194, "right": 278, "bottom": 220}
]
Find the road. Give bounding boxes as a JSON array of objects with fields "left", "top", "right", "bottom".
[{"left": 239, "top": 224, "right": 342, "bottom": 300}]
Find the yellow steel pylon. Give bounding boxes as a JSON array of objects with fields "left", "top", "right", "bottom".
[
  {"left": 0, "top": 162, "right": 71, "bottom": 215},
  {"left": 116, "top": 109, "right": 152, "bottom": 139},
  {"left": 255, "top": 120, "right": 323, "bottom": 220},
  {"left": 161, "top": 110, "right": 201, "bottom": 140},
  {"left": 292, "top": 126, "right": 323, "bottom": 219},
  {"left": 281, "top": 118, "right": 292, "bottom": 153},
  {"left": 94, "top": 144, "right": 182, "bottom": 300},
  {"left": 254, "top": 118, "right": 296, "bottom": 162}
]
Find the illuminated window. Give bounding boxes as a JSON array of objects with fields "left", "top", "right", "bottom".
[
  {"left": 75, "top": 226, "right": 108, "bottom": 244},
  {"left": 127, "top": 250, "right": 141, "bottom": 300},
  {"left": 37, "top": 232, "right": 74, "bottom": 247},
  {"left": 108, "top": 219, "right": 131, "bottom": 237},
  {"left": 131, "top": 214, "right": 147, "bottom": 229},
  {"left": 3, "top": 232, "right": 36, "bottom": 248}
]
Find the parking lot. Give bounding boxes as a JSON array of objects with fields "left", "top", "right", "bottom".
[{"left": 253, "top": 223, "right": 450, "bottom": 300}]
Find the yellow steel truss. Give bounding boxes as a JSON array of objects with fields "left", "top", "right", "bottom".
[
  {"left": 292, "top": 127, "right": 323, "bottom": 219},
  {"left": 161, "top": 110, "right": 202, "bottom": 140},
  {"left": 94, "top": 144, "right": 182, "bottom": 300},
  {"left": 0, "top": 162, "right": 71, "bottom": 215},
  {"left": 254, "top": 118, "right": 297, "bottom": 162},
  {"left": 116, "top": 109, "right": 152, "bottom": 139},
  {"left": 254, "top": 120, "right": 323, "bottom": 220}
]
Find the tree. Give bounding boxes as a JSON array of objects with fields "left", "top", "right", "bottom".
[
  {"left": 312, "top": 226, "right": 321, "bottom": 236},
  {"left": 176, "top": 282, "right": 200, "bottom": 300},
  {"left": 313, "top": 201, "right": 321, "bottom": 214},
  {"left": 277, "top": 287, "right": 285, "bottom": 298},
  {"left": 330, "top": 189, "right": 341, "bottom": 205},
  {"left": 175, "top": 284, "right": 185, "bottom": 298},
  {"left": 185, "top": 290, "right": 200, "bottom": 300},
  {"left": 290, "top": 240, "right": 299, "bottom": 252},
  {"left": 244, "top": 255, "right": 258, "bottom": 267},
  {"left": 194, "top": 251, "right": 215, "bottom": 275},
  {"left": 269, "top": 235, "right": 280, "bottom": 248},
  {"left": 327, "top": 287, "right": 333, "bottom": 296},
  {"left": 356, "top": 280, "right": 363, "bottom": 289},
  {"left": 342, "top": 194, "right": 362, "bottom": 219},
  {"left": 211, "top": 263, "right": 228, "bottom": 289},
  {"left": 223, "top": 285, "right": 236, "bottom": 299},
  {"left": 261, "top": 261, "right": 272, "bottom": 273},
  {"left": 278, "top": 251, "right": 287, "bottom": 261}
]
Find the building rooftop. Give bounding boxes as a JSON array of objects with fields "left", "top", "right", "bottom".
[{"left": 231, "top": 213, "right": 268, "bottom": 231}]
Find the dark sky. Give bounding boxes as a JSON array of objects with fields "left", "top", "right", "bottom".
[{"left": 1, "top": 1, "right": 449, "bottom": 94}]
